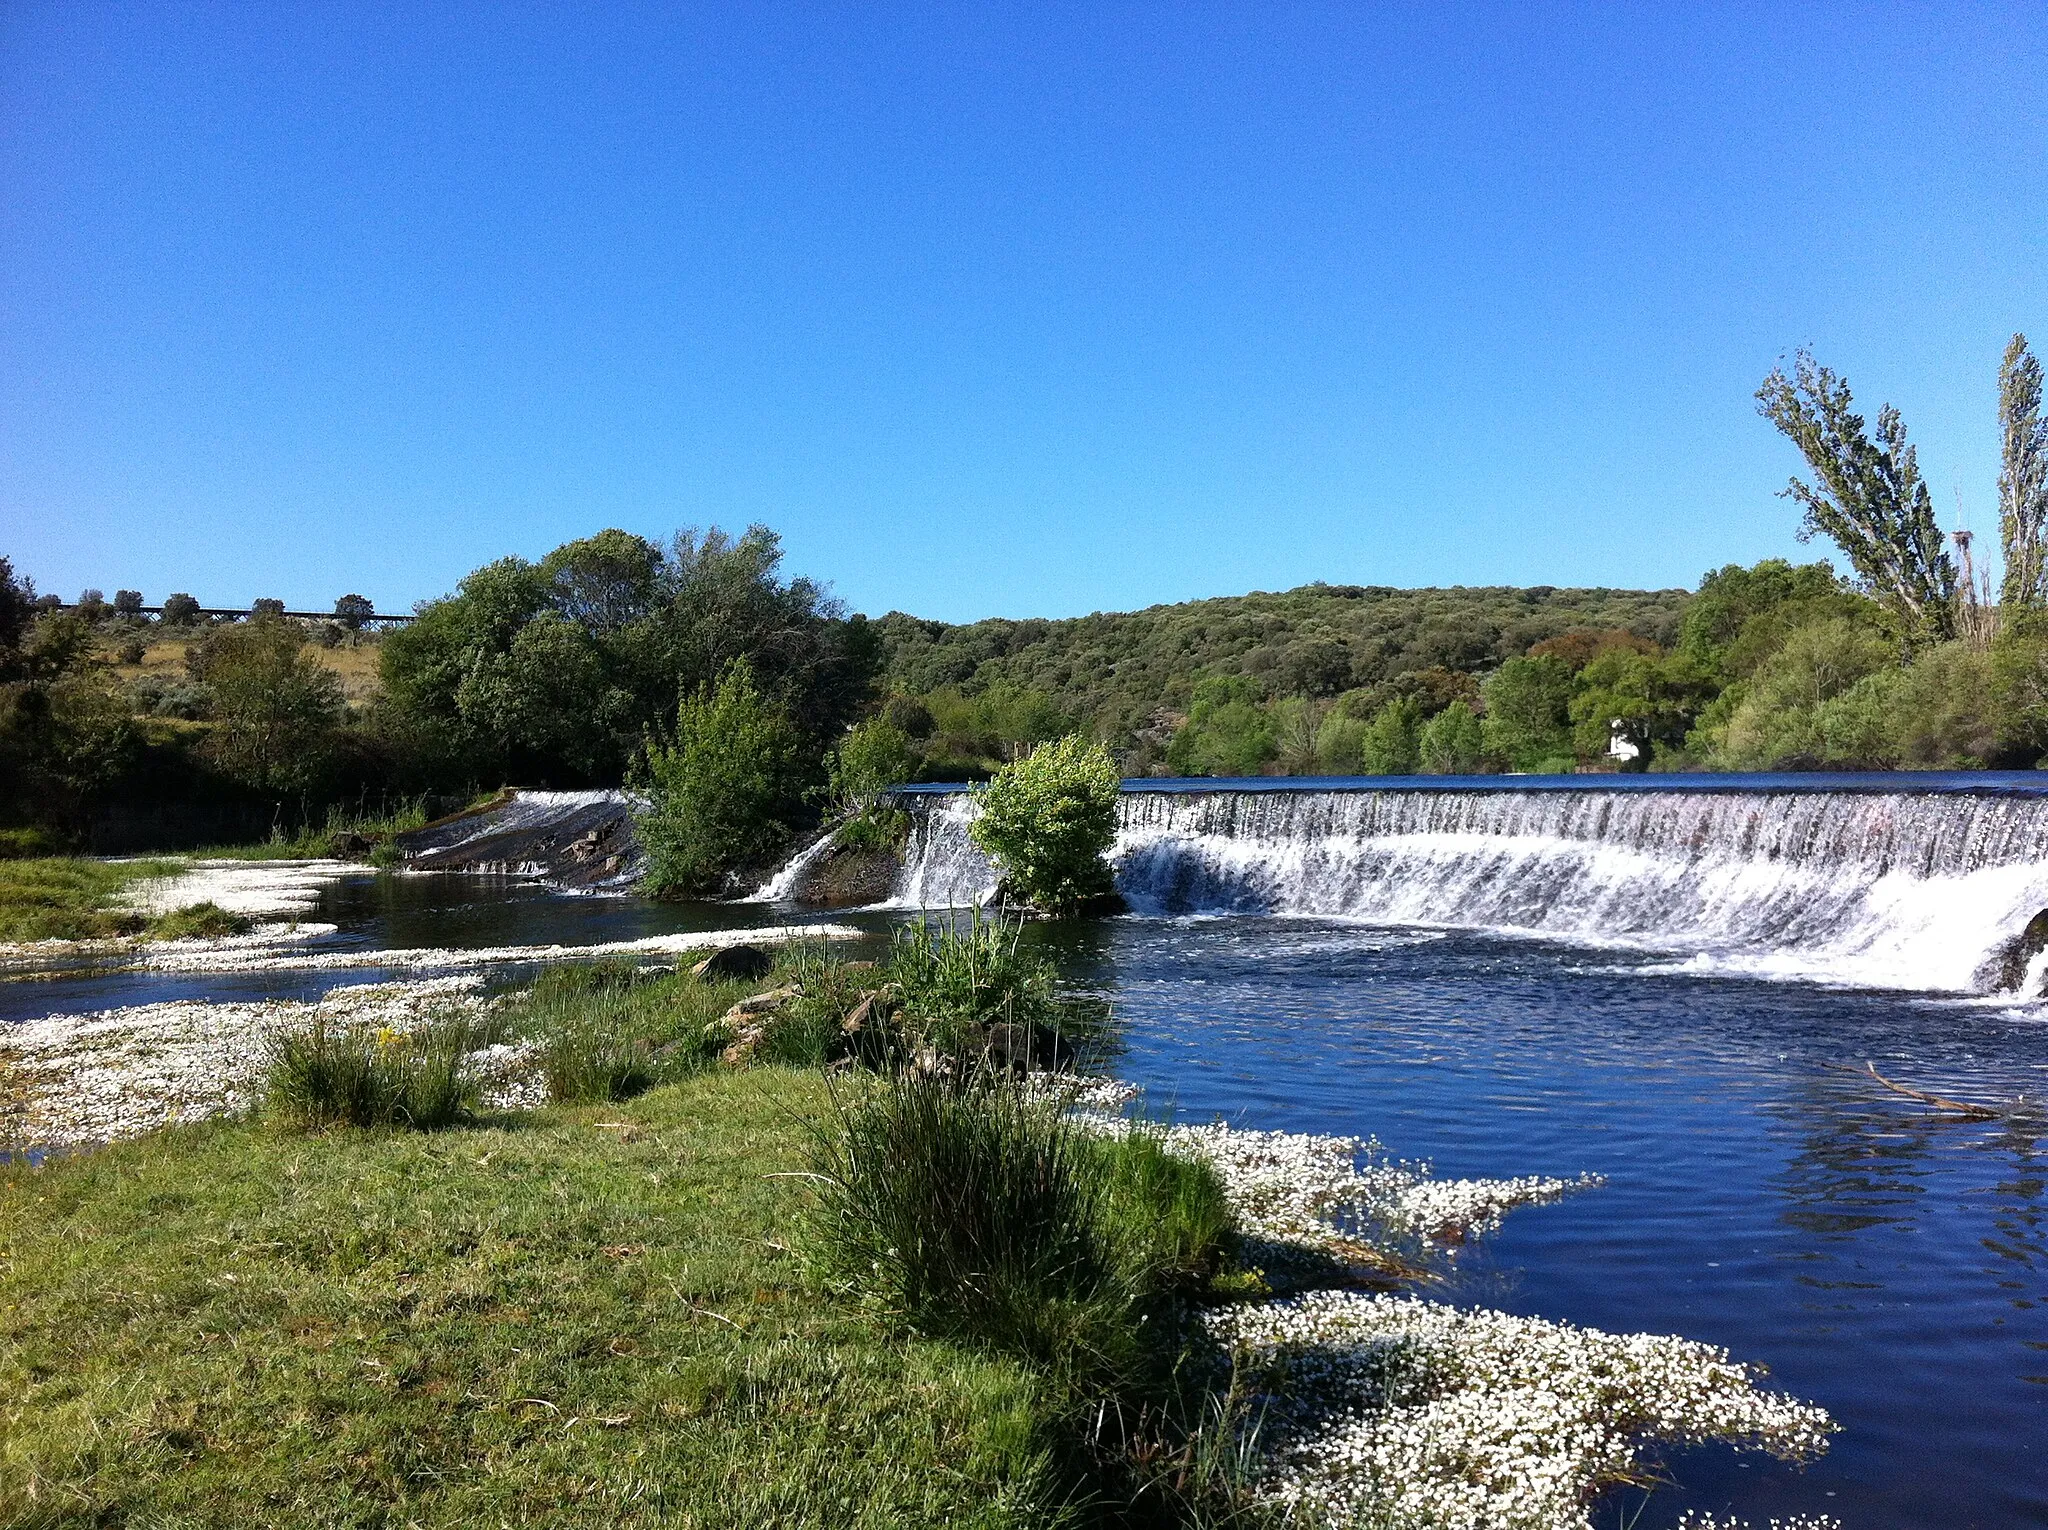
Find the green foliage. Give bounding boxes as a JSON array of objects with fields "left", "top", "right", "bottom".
[
  {"left": 1417, "top": 699, "right": 1487, "bottom": 774},
  {"left": 1999, "top": 334, "right": 2048, "bottom": 611},
  {"left": 884, "top": 912, "right": 1091, "bottom": 1060},
  {"left": 1991, "top": 613, "right": 2048, "bottom": 761},
  {"left": 803, "top": 1072, "right": 1232, "bottom": 1393},
  {"left": 1312, "top": 709, "right": 1368, "bottom": 773},
  {"left": 829, "top": 716, "right": 915, "bottom": 819},
  {"left": 1756, "top": 350, "right": 1955, "bottom": 644},
  {"left": 187, "top": 619, "right": 346, "bottom": 798},
  {"left": 877, "top": 582, "right": 1687, "bottom": 768},
  {"left": 970, "top": 735, "right": 1121, "bottom": 916},
  {"left": 1713, "top": 617, "right": 1895, "bottom": 768},
  {"left": 1481, "top": 655, "right": 1575, "bottom": 769},
  {"left": 1677, "top": 559, "right": 1865, "bottom": 679},
  {"left": 638, "top": 661, "right": 806, "bottom": 898},
  {"left": 1566, "top": 649, "right": 1715, "bottom": 764},
  {"left": 1890, "top": 641, "right": 1998, "bottom": 767},
  {"left": 1358, "top": 697, "right": 1423, "bottom": 774},
  {"left": 264, "top": 1012, "right": 502, "bottom": 1131},
  {"left": 1166, "top": 674, "right": 1274, "bottom": 777},
  {"left": 379, "top": 525, "right": 874, "bottom": 788}
]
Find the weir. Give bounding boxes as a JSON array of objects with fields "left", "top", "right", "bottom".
[{"left": 883, "top": 774, "right": 2048, "bottom": 995}]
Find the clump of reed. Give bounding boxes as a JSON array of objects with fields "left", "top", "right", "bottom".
[
  {"left": 802, "top": 1068, "right": 1233, "bottom": 1392},
  {"left": 265, "top": 1011, "right": 504, "bottom": 1130}
]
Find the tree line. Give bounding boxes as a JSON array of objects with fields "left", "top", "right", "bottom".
[{"left": 4, "top": 330, "right": 2043, "bottom": 866}]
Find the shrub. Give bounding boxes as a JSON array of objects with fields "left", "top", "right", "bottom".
[
  {"left": 1359, "top": 697, "right": 1422, "bottom": 774},
  {"left": 638, "top": 660, "right": 807, "bottom": 897},
  {"left": 160, "top": 592, "right": 200, "bottom": 626},
  {"left": 969, "top": 735, "right": 1120, "bottom": 916},
  {"left": 188, "top": 620, "right": 345, "bottom": 795},
  {"left": 803, "top": 1072, "right": 1232, "bottom": 1392},
  {"left": 266, "top": 1012, "right": 499, "bottom": 1130},
  {"left": 886, "top": 912, "right": 1069, "bottom": 1056}
]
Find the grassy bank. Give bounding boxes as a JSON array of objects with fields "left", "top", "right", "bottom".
[
  {"left": 0, "top": 856, "right": 210, "bottom": 943},
  {"left": 0, "top": 1072, "right": 1074, "bottom": 1527}
]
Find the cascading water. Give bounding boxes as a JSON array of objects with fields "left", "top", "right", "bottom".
[{"left": 880, "top": 780, "right": 2048, "bottom": 994}]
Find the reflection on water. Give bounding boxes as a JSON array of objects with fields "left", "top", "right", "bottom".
[{"left": 7, "top": 876, "right": 2048, "bottom": 1524}]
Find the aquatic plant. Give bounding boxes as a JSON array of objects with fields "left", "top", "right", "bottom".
[{"left": 1206, "top": 1291, "right": 1836, "bottom": 1530}]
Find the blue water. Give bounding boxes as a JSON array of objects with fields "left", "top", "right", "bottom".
[
  {"left": 9, "top": 870, "right": 2047, "bottom": 1526},
  {"left": 1025, "top": 915, "right": 2048, "bottom": 1530}
]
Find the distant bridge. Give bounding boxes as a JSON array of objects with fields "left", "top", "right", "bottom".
[{"left": 51, "top": 603, "right": 416, "bottom": 625}]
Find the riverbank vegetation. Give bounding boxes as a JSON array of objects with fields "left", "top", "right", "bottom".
[
  {"left": 0, "top": 856, "right": 249, "bottom": 944},
  {"left": 7, "top": 332, "right": 2044, "bottom": 862}
]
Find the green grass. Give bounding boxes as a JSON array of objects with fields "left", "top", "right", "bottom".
[
  {"left": 267, "top": 1011, "right": 506, "bottom": 1130},
  {"left": 502, "top": 959, "right": 757, "bottom": 1103},
  {"left": 0, "top": 857, "right": 185, "bottom": 943},
  {"left": 0, "top": 1073, "right": 1069, "bottom": 1528}
]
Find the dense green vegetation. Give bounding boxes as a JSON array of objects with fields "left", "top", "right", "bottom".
[
  {"left": 9, "top": 330, "right": 2048, "bottom": 860},
  {"left": 971, "top": 738, "right": 1123, "bottom": 914},
  {"left": 0, "top": 856, "right": 234, "bottom": 943}
]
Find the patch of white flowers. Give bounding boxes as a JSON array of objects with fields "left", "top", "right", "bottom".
[
  {"left": 1674, "top": 1517, "right": 1841, "bottom": 1530},
  {"left": 0, "top": 977, "right": 500, "bottom": 1150},
  {"left": 1148, "top": 1120, "right": 1602, "bottom": 1256},
  {"left": 1207, "top": 1292, "right": 1837, "bottom": 1530}
]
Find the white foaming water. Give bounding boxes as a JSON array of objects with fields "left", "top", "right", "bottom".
[
  {"left": 745, "top": 829, "right": 840, "bottom": 902},
  {"left": 879, "top": 787, "right": 2048, "bottom": 995}
]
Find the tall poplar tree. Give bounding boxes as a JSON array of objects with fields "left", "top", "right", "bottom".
[
  {"left": 1999, "top": 333, "right": 2048, "bottom": 611},
  {"left": 1756, "top": 351, "right": 1955, "bottom": 645}
]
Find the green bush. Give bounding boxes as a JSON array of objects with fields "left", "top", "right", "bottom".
[
  {"left": 803, "top": 1072, "right": 1231, "bottom": 1392},
  {"left": 638, "top": 660, "right": 807, "bottom": 897},
  {"left": 969, "top": 735, "right": 1121, "bottom": 916},
  {"left": 1359, "top": 696, "right": 1423, "bottom": 774},
  {"left": 266, "top": 1012, "right": 500, "bottom": 1130}
]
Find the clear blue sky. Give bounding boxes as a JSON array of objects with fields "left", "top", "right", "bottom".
[{"left": 4, "top": 4, "right": 2044, "bottom": 623}]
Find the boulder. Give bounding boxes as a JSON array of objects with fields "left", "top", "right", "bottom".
[{"left": 693, "top": 945, "right": 774, "bottom": 982}]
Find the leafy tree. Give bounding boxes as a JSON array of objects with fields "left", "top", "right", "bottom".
[
  {"left": 2000, "top": 334, "right": 2048, "bottom": 611},
  {"left": 1525, "top": 628, "right": 1656, "bottom": 672},
  {"left": 638, "top": 661, "right": 805, "bottom": 897},
  {"left": 113, "top": 589, "right": 144, "bottom": 618},
  {"left": 1313, "top": 710, "right": 1367, "bottom": 773},
  {"left": 189, "top": 620, "right": 346, "bottom": 797},
  {"left": 830, "top": 717, "right": 916, "bottom": 817},
  {"left": 75, "top": 589, "right": 108, "bottom": 623},
  {"left": 334, "top": 593, "right": 376, "bottom": 630},
  {"left": 381, "top": 525, "right": 871, "bottom": 787},
  {"left": 1417, "top": 700, "right": 1486, "bottom": 774},
  {"left": 1714, "top": 618, "right": 1893, "bottom": 769},
  {"left": 1890, "top": 642, "right": 1996, "bottom": 767},
  {"left": 1756, "top": 351, "right": 1954, "bottom": 644},
  {"left": 1677, "top": 559, "right": 1854, "bottom": 678},
  {"left": 0, "top": 559, "right": 40, "bottom": 658},
  {"left": 1991, "top": 612, "right": 2048, "bottom": 762},
  {"left": 1166, "top": 674, "right": 1273, "bottom": 777},
  {"left": 1481, "top": 655, "right": 1575, "bottom": 769},
  {"left": 1269, "top": 695, "right": 1324, "bottom": 775},
  {"left": 160, "top": 592, "right": 200, "bottom": 627},
  {"left": 251, "top": 598, "right": 286, "bottom": 619},
  {"left": 1358, "top": 697, "right": 1422, "bottom": 775},
  {"left": 969, "top": 735, "right": 1121, "bottom": 916},
  {"left": 1567, "top": 649, "right": 1714, "bottom": 766}
]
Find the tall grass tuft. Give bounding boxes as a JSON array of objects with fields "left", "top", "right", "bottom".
[
  {"left": 542, "top": 1023, "right": 657, "bottom": 1103},
  {"left": 803, "top": 1071, "right": 1232, "bottom": 1394},
  {"left": 266, "top": 1012, "right": 501, "bottom": 1130},
  {"left": 886, "top": 910, "right": 1112, "bottom": 1065}
]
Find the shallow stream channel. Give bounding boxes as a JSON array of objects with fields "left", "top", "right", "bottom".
[{"left": 8, "top": 774, "right": 2048, "bottom": 1527}]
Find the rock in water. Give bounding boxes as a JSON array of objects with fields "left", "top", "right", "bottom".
[{"left": 694, "top": 945, "right": 774, "bottom": 982}]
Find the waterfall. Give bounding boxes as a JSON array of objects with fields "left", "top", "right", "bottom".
[
  {"left": 745, "top": 828, "right": 841, "bottom": 902},
  {"left": 884, "top": 781, "right": 2048, "bottom": 994}
]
